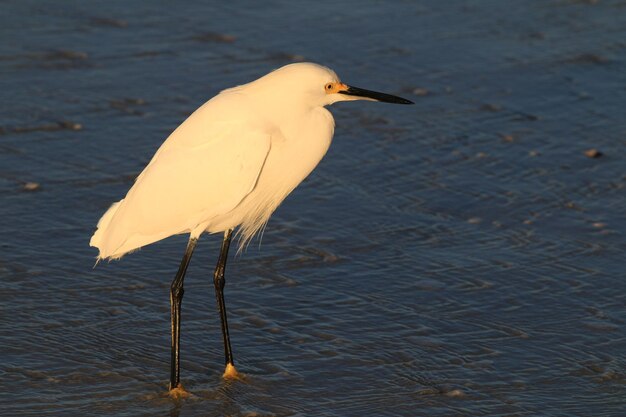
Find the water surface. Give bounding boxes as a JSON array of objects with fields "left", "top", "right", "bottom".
[{"left": 1, "top": 1, "right": 625, "bottom": 416}]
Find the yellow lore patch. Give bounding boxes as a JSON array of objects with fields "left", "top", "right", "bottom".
[{"left": 324, "top": 82, "right": 348, "bottom": 94}]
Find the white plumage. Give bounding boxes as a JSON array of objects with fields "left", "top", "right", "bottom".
[
  {"left": 91, "top": 63, "right": 338, "bottom": 259},
  {"left": 91, "top": 62, "right": 413, "bottom": 261}
]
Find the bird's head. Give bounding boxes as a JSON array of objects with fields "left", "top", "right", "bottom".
[{"left": 250, "top": 62, "right": 414, "bottom": 108}]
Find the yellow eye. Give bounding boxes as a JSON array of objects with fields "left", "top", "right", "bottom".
[{"left": 325, "top": 82, "right": 334, "bottom": 91}]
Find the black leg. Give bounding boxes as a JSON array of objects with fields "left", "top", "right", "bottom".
[
  {"left": 169, "top": 237, "right": 198, "bottom": 391},
  {"left": 213, "top": 229, "right": 236, "bottom": 375}
]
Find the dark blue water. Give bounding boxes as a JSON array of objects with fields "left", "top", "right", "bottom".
[{"left": 1, "top": 1, "right": 625, "bottom": 416}]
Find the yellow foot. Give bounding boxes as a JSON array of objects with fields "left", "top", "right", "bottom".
[
  {"left": 222, "top": 363, "right": 241, "bottom": 380},
  {"left": 168, "top": 384, "right": 190, "bottom": 399}
]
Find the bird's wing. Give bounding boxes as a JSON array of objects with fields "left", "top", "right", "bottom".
[{"left": 91, "top": 99, "right": 274, "bottom": 258}]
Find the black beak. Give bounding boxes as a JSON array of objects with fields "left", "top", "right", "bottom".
[{"left": 339, "top": 85, "right": 414, "bottom": 105}]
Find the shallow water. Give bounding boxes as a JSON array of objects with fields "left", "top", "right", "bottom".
[{"left": 1, "top": 1, "right": 625, "bottom": 416}]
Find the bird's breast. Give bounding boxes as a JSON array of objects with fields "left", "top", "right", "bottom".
[
  {"left": 208, "top": 107, "right": 335, "bottom": 241},
  {"left": 271, "top": 107, "right": 334, "bottom": 182}
]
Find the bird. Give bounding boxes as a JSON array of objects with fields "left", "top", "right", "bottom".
[{"left": 90, "top": 62, "right": 413, "bottom": 394}]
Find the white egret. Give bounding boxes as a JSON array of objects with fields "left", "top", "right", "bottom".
[{"left": 90, "top": 62, "right": 413, "bottom": 393}]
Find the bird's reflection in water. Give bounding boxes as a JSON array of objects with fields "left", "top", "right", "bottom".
[
  {"left": 169, "top": 402, "right": 181, "bottom": 417},
  {"left": 167, "top": 374, "right": 253, "bottom": 417}
]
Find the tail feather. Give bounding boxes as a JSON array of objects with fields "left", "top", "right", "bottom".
[
  {"left": 90, "top": 199, "right": 190, "bottom": 261},
  {"left": 90, "top": 200, "right": 122, "bottom": 259}
]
